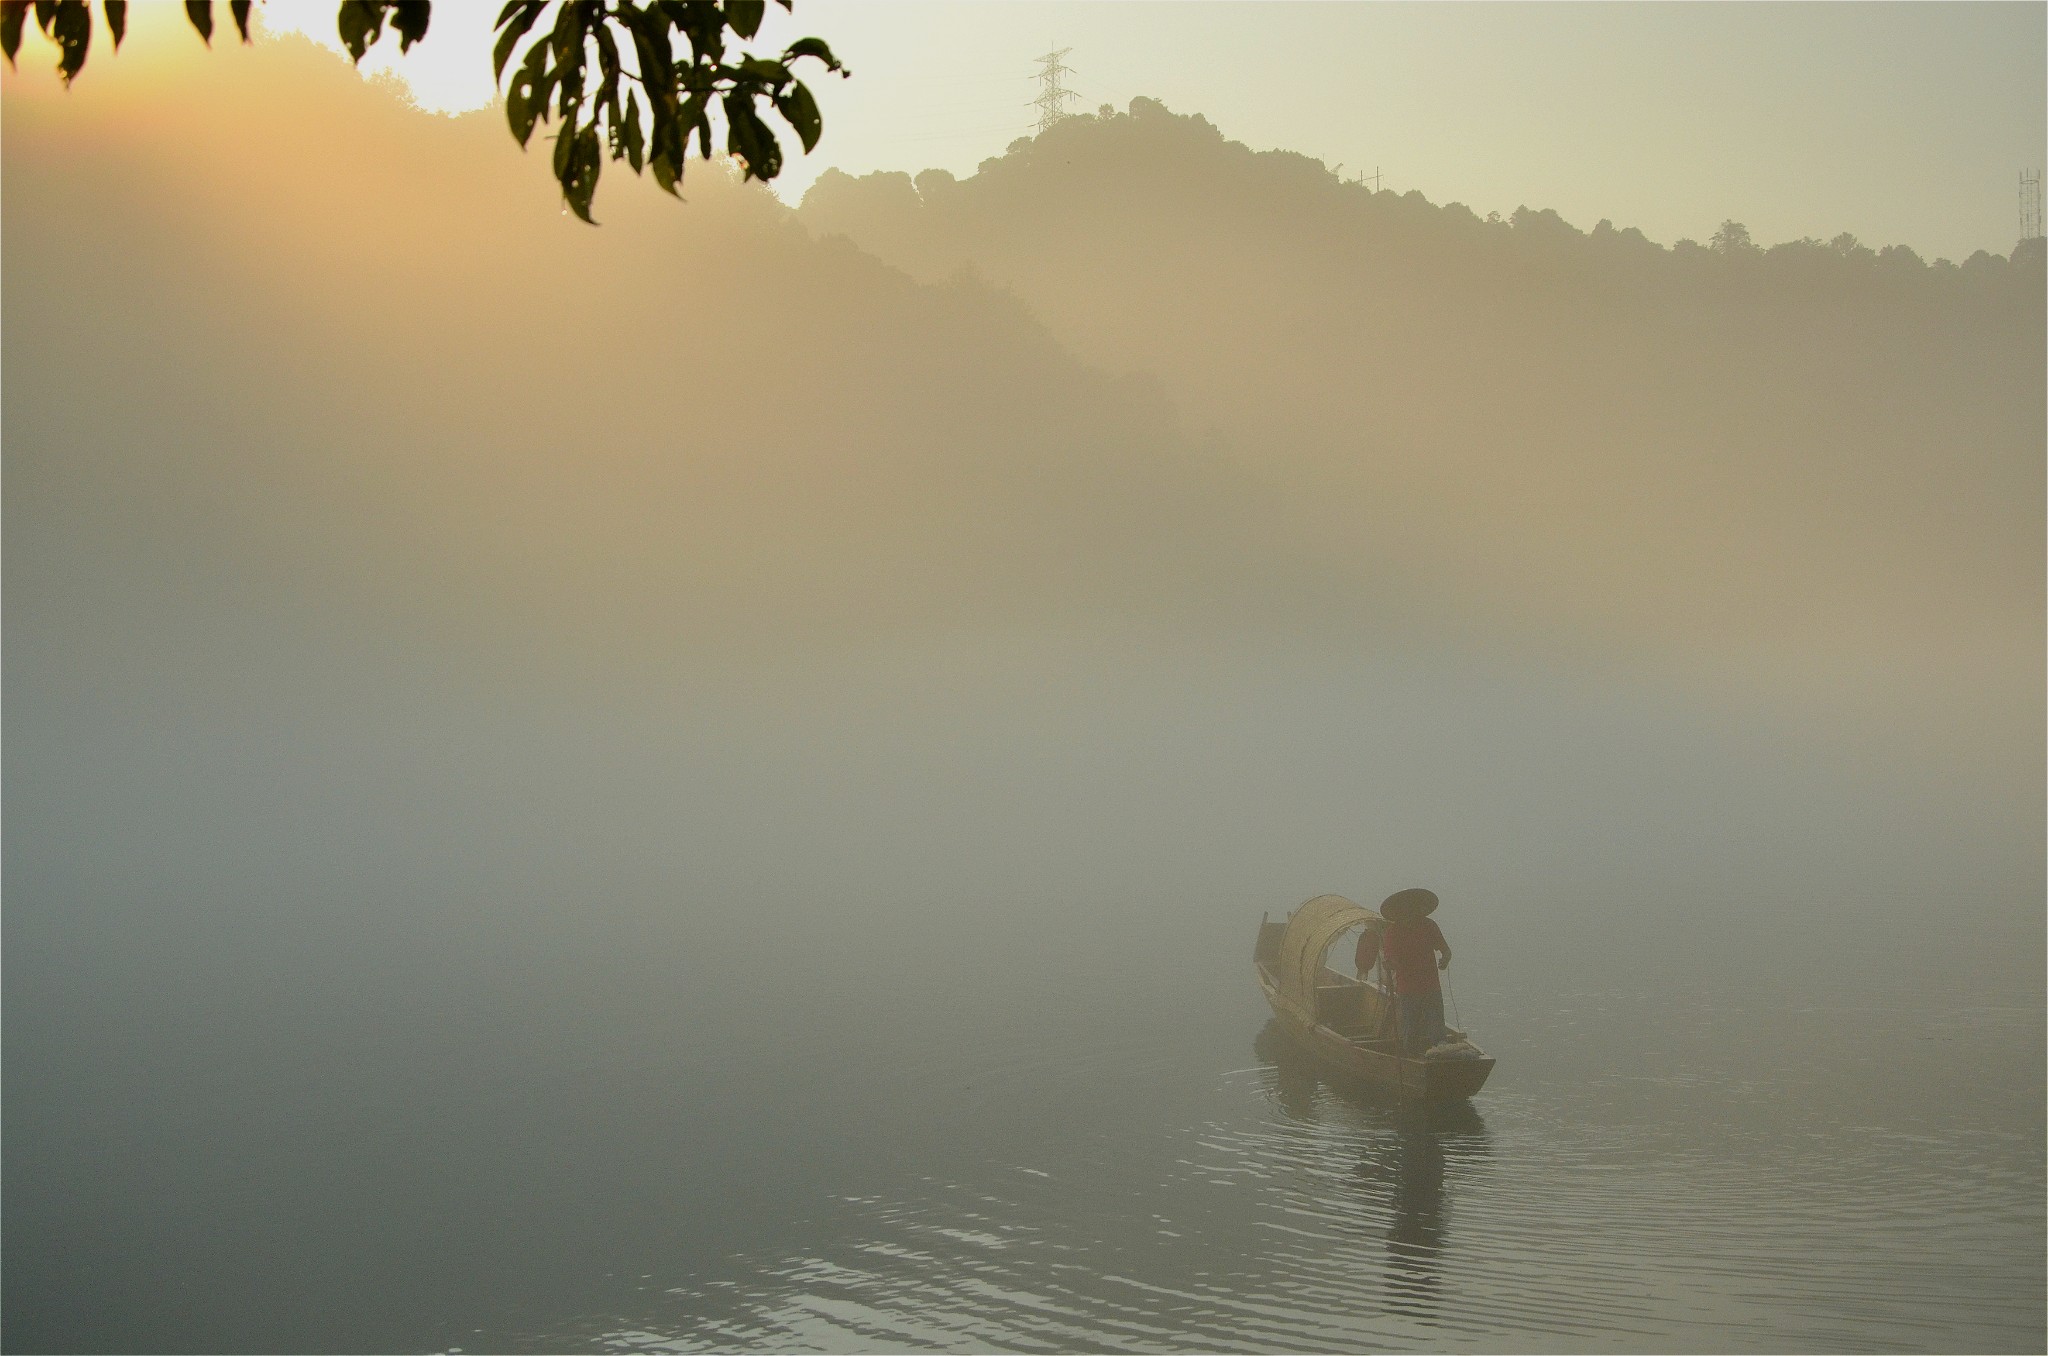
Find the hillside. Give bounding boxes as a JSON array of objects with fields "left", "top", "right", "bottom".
[
  {"left": 800, "top": 98, "right": 2046, "bottom": 673},
  {"left": 5, "top": 54, "right": 1311, "bottom": 687}
]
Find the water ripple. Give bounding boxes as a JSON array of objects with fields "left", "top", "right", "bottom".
[{"left": 528, "top": 1013, "right": 2042, "bottom": 1354}]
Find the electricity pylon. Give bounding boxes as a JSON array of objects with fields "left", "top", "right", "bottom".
[{"left": 1032, "top": 48, "right": 1076, "bottom": 135}]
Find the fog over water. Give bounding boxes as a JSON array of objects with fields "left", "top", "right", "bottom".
[{"left": 4, "top": 34, "right": 2043, "bottom": 1354}]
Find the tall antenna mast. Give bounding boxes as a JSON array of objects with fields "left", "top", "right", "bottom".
[
  {"left": 2021, "top": 170, "right": 2044, "bottom": 242},
  {"left": 1031, "top": 48, "right": 1076, "bottom": 135}
]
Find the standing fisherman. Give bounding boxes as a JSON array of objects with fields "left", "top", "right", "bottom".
[{"left": 1355, "top": 887, "right": 1453, "bottom": 1055}]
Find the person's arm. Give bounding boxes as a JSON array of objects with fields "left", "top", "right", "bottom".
[
  {"left": 1434, "top": 921, "right": 1451, "bottom": 971},
  {"left": 1355, "top": 925, "right": 1382, "bottom": 978}
]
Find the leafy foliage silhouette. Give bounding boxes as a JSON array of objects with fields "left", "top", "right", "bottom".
[
  {"left": 1709, "top": 218, "right": 1756, "bottom": 254},
  {"left": 0, "top": 0, "right": 844, "bottom": 222}
]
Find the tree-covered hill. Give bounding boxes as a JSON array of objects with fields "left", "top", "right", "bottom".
[{"left": 801, "top": 98, "right": 2044, "bottom": 673}]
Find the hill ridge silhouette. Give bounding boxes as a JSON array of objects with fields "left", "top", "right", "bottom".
[
  {"left": 797, "top": 95, "right": 2044, "bottom": 670},
  {"left": 805, "top": 95, "right": 2042, "bottom": 283}
]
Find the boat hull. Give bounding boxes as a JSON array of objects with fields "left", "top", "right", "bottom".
[{"left": 1255, "top": 961, "right": 1495, "bottom": 1103}]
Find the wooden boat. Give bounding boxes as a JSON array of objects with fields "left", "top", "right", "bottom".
[{"left": 1254, "top": 894, "right": 1495, "bottom": 1103}]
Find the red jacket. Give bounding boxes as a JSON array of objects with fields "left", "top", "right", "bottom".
[{"left": 1356, "top": 917, "right": 1446, "bottom": 994}]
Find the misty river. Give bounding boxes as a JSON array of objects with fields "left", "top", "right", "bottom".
[{"left": 7, "top": 645, "right": 2042, "bottom": 1353}]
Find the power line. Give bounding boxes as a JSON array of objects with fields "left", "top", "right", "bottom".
[
  {"left": 1334, "top": 163, "right": 1385, "bottom": 192},
  {"left": 867, "top": 125, "right": 1037, "bottom": 146}
]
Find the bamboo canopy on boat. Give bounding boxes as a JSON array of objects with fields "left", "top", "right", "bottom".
[{"left": 1271, "top": 894, "right": 1381, "bottom": 1025}]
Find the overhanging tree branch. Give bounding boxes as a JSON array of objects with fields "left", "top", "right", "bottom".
[{"left": 0, "top": 0, "right": 846, "bottom": 223}]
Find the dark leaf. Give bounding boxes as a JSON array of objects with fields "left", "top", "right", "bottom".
[
  {"left": 493, "top": 2, "right": 542, "bottom": 80},
  {"left": 546, "top": 0, "right": 581, "bottom": 61},
  {"left": 228, "top": 0, "right": 247, "bottom": 42},
  {"left": 33, "top": 0, "right": 53, "bottom": 33},
  {"left": 101, "top": 0, "right": 122, "bottom": 47},
  {"left": 563, "top": 122, "right": 601, "bottom": 221},
  {"left": 620, "top": 88, "right": 643, "bottom": 172},
  {"left": 505, "top": 38, "right": 548, "bottom": 144},
  {"left": 621, "top": 6, "right": 671, "bottom": 91},
  {"left": 1, "top": 1, "right": 26, "bottom": 65},
  {"left": 552, "top": 103, "right": 578, "bottom": 179},
  {"left": 725, "top": 0, "right": 762, "bottom": 39},
  {"left": 661, "top": 0, "right": 718, "bottom": 65},
  {"left": 52, "top": 0, "right": 88, "bottom": 81},
  {"left": 723, "top": 91, "right": 780, "bottom": 180},
  {"left": 506, "top": 82, "right": 531, "bottom": 142},
  {"left": 184, "top": 0, "right": 210, "bottom": 45},
  {"left": 735, "top": 55, "right": 785, "bottom": 85},
  {"left": 648, "top": 90, "right": 683, "bottom": 193},
  {"left": 647, "top": 85, "right": 675, "bottom": 137},
  {"left": 591, "top": 15, "right": 618, "bottom": 104},
  {"left": 685, "top": 90, "right": 711, "bottom": 159},
  {"left": 780, "top": 35, "right": 840, "bottom": 72},
  {"left": 772, "top": 78, "right": 819, "bottom": 153},
  {"left": 390, "top": 0, "right": 427, "bottom": 51},
  {"left": 336, "top": 0, "right": 381, "bottom": 61},
  {"left": 547, "top": 1, "right": 584, "bottom": 116}
]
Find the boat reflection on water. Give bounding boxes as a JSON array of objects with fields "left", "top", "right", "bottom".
[{"left": 1253, "top": 1019, "right": 1492, "bottom": 1323}]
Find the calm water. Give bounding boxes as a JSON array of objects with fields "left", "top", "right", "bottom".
[
  {"left": 7, "top": 891, "right": 2041, "bottom": 1354},
  {"left": 6, "top": 658, "right": 2043, "bottom": 1353},
  {"left": 514, "top": 968, "right": 2044, "bottom": 1355}
]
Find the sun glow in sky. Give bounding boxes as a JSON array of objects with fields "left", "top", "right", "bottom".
[{"left": 7, "top": 1, "right": 2043, "bottom": 259}]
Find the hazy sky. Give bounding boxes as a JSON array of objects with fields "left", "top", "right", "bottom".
[{"left": 237, "top": 0, "right": 2048, "bottom": 263}]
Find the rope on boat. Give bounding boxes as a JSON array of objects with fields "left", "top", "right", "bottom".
[{"left": 1375, "top": 951, "right": 1396, "bottom": 1040}]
